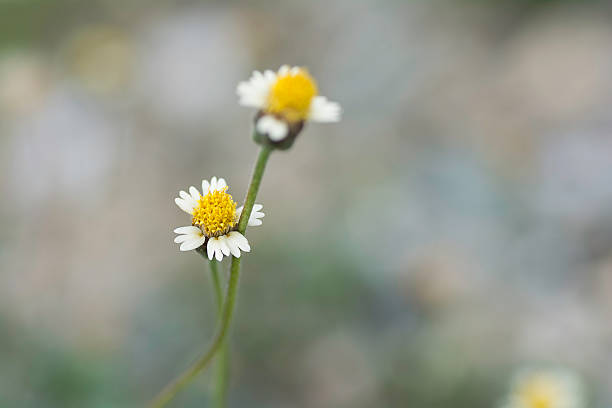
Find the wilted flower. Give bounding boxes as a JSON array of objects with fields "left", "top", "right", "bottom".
[
  {"left": 173, "top": 177, "right": 264, "bottom": 261},
  {"left": 237, "top": 65, "right": 341, "bottom": 149}
]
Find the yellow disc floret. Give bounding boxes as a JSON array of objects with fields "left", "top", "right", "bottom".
[
  {"left": 517, "top": 377, "right": 560, "bottom": 408},
  {"left": 267, "top": 68, "right": 317, "bottom": 123},
  {"left": 192, "top": 187, "right": 237, "bottom": 237}
]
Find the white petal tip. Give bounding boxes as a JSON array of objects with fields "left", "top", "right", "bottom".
[{"left": 256, "top": 115, "right": 289, "bottom": 141}]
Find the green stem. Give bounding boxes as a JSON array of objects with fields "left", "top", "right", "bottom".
[
  {"left": 214, "top": 343, "right": 229, "bottom": 408},
  {"left": 237, "top": 145, "right": 272, "bottom": 234},
  {"left": 209, "top": 260, "right": 222, "bottom": 311},
  {"left": 150, "top": 145, "right": 273, "bottom": 408},
  {"left": 209, "top": 259, "right": 229, "bottom": 408}
]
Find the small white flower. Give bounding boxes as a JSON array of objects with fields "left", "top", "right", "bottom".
[
  {"left": 502, "top": 368, "right": 584, "bottom": 408},
  {"left": 237, "top": 65, "right": 341, "bottom": 141},
  {"left": 173, "top": 177, "right": 264, "bottom": 261}
]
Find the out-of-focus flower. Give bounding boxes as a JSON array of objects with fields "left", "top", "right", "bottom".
[
  {"left": 0, "top": 52, "right": 49, "bottom": 116},
  {"left": 502, "top": 368, "right": 585, "bottom": 408},
  {"left": 237, "top": 65, "right": 341, "bottom": 148},
  {"left": 65, "top": 25, "right": 133, "bottom": 95},
  {"left": 173, "top": 177, "right": 264, "bottom": 261}
]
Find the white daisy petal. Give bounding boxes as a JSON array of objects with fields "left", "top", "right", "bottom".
[
  {"left": 174, "top": 234, "right": 193, "bottom": 243},
  {"left": 178, "top": 237, "right": 196, "bottom": 250},
  {"left": 256, "top": 115, "right": 288, "bottom": 141},
  {"left": 175, "top": 198, "right": 194, "bottom": 214},
  {"left": 229, "top": 231, "right": 250, "bottom": 252},
  {"left": 278, "top": 65, "right": 290, "bottom": 76},
  {"left": 290, "top": 66, "right": 300, "bottom": 75},
  {"left": 206, "top": 238, "right": 217, "bottom": 260},
  {"left": 263, "top": 70, "right": 276, "bottom": 83},
  {"left": 178, "top": 190, "right": 191, "bottom": 201},
  {"left": 217, "top": 235, "right": 231, "bottom": 256},
  {"left": 309, "top": 95, "right": 341, "bottom": 123},
  {"left": 213, "top": 238, "right": 224, "bottom": 261},
  {"left": 179, "top": 190, "right": 198, "bottom": 209},
  {"left": 210, "top": 176, "right": 218, "bottom": 192},
  {"left": 216, "top": 178, "right": 227, "bottom": 191},
  {"left": 248, "top": 218, "right": 263, "bottom": 227},
  {"left": 225, "top": 234, "right": 241, "bottom": 258},
  {"left": 202, "top": 179, "right": 210, "bottom": 196},
  {"left": 189, "top": 186, "right": 201, "bottom": 201},
  {"left": 269, "top": 124, "right": 288, "bottom": 141},
  {"left": 249, "top": 211, "right": 264, "bottom": 226},
  {"left": 235, "top": 204, "right": 265, "bottom": 226},
  {"left": 180, "top": 235, "right": 206, "bottom": 251},
  {"left": 174, "top": 226, "right": 201, "bottom": 235},
  {"left": 236, "top": 70, "right": 274, "bottom": 108}
]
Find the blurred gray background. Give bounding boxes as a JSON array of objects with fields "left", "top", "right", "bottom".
[{"left": 1, "top": 0, "right": 612, "bottom": 406}]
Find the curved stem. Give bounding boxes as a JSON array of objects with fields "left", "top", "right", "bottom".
[
  {"left": 151, "top": 260, "right": 241, "bottom": 408},
  {"left": 150, "top": 145, "right": 273, "bottom": 408}
]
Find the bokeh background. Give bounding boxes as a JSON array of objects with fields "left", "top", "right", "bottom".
[{"left": 2, "top": 0, "right": 612, "bottom": 406}]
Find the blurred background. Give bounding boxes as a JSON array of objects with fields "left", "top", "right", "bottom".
[{"left": 1, "top": 0, "right": 612, "bottom": 406}]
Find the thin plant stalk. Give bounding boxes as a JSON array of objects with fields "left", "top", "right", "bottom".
[
  {"left": 214, "top": 343, "right": 229, "bottom": 408},
  {"left": 209, "top": 259, "right": 229, "bottom": 408},
  {"left": 150, "top": 145, "right": 273, "bottom": 408},
  {"left": 209, "top": 260, "right": 222, "bottom": 310}
]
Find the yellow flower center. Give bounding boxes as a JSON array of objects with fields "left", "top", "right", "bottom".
[
  {"left": 518, "top": 379, "right": 560, "bottom": 408},
  {"left": 267, "top": 68, "right": 317, "bottom": 122},
  {"left": 192, "top": 188, "right": 237, "bottom": 237}
]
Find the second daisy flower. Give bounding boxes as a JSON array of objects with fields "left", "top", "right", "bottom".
[{"left": 237, "top": 65, "right": 341, "bottom": 147}]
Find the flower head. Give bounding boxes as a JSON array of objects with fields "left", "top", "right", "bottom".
[
  {"left": 173, "top": 177, "right": 265, "bottom": 261},
  {"left": 237, "top": 65, "right": 341, "bottom": 148},
  {"left": 502, "top": 368, "right": 584, "bottom": 408}
]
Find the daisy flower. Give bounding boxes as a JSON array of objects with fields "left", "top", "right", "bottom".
[
  {"left": 237, "top": 65, "right": 341, "bottom": 148},
  {"left": 502, "top": 368, "right": 585, "bottom": 408},
  {"left": 173, "top": 177, "right": 265, "bottom": 261}
]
